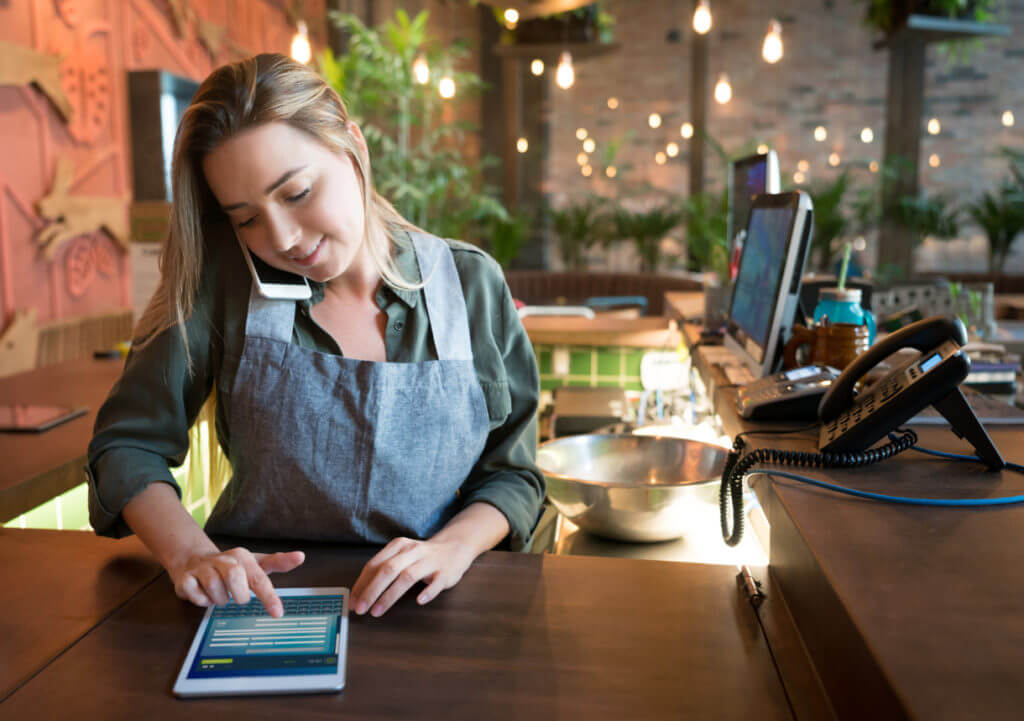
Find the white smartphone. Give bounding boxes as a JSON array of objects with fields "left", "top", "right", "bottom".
[{"left": 238, "top": 240, "right": 312, "bottom": 300}]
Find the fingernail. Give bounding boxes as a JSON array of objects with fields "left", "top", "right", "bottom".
[
  {"left": 371, "top": 604, "right": 382, "bottom": 617},
  {"left": 417, "top": 594, "right": 428, "bottom": 604},
  {"left": 355, "top": 601, "right": 366, "bottom": 615}
]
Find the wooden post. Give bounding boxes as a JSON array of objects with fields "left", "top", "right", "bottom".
[
  {"left": 688, "top": 10, "right": 708, "bottom": 198},
  {"left": 878, "top": 27, "right": 925, "bottom": 277}
]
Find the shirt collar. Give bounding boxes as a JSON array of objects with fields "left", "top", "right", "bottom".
[{"left": 307, "top": 230, "right": 422, "bottom": 310}]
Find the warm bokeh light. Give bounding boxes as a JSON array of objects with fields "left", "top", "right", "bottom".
[
  {"left": 869, "top": 161, "right": 879, "bottom": 173},
  {"left": 814, "top": 126, "right": 827, "bottom": 142},
  {"left": 714, "top": 74, "right": 732, "bottom": 104},
  {"left": 516, "top": 137, "right": 528, "bottom": 153},
  {"left": 693, "top": 0, "right": 712, "bottom": 34},
  {"left": 577, "top": 152, "right": 589, "bottom": 166},
  {"left": 556, "top": 51, "right": 575, "bottom": 89},
  {"left": 853, "top": 236, "right": 867, "bottom": 252},
  {"left": 757, "top": 143, "right": 769, "bottom": 154},
  {"left": 606, "top": 165, "right": 617, "bottom": 178},
  {"left": 860, "top": 127, "right": 874, "bottom": 143},
  {"left": 681, "top": 122, "right": 694, "bottom": 139},
  {"left": 762, "top": 20, "right": 783, "bottom": 64},
  {"left": 649, "top": 113, "right": 662, "bottom": 129},
  {"left": 793, "top": 171, "right": 806, "bottom": 184},
  {"left": 504, "top": 8, "right": 519, "bottom": 27},
  {"left": 439, "top": 76, "right": 456, "bottom": 99},
  {"left": 798, "top": 159, "right": 809, "bottom": 172},
  {"left": 929, "top": 154, "right": 941, "bottom": 168},
  {"left": 412, "top": 55, "right": 430, "bottom": 85},
  {"left": 607, "top": 97, "right": 619, "bottom": 109},
  {"left": 927, "top": 118, "right": 940, "bottom": 135},
  {"left": 655, "top": 151, "right": 667, "bottom": 165},
  {"left": 828, "top": 152, "right": 840, "bottom": 167},
  {"left": 582, "top": 164, "right": 593, "bottom": 177},
  {"left": 576, "top": 128, "right": 588, "bottom": 140},
  {"left": 530, "top": 59, "right": 544, "bottom": 76},
  {"left": 666, "top": 142, "right": 679, "bottom": 157},
  {"left": 290, "top": 21, "right": 311, "bottom": 64},
  {"left": 1003, "top": 110, "right": 1016, "bottom": 127},
  {"left": 583, "top": 138, "right": 596, "bottom": 153}
]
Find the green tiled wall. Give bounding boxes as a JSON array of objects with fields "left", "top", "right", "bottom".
[{"left": 533, "top": 344, "right": 647, "bottom": 391}]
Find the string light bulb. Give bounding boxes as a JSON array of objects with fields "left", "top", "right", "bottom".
[
  {"left": 582, "top": 164, "right": 593, "bottom": 177},
  {"left": 439, "top": 75, "right": 456, "bottom": 99},
  {"left": 655, "top": 151, "right": 667, "bottom": 165},
  {"left": 530, "top": 59, "right": 544, "bottom": 76},
  {"left": 814, "top": 126, "right": 827, "bottom": 142},
  {"left": 681, "top": 122, "right": 694, "bottom": 139},
  {"left": 929, "top": 154, "right": 941, "bottom": 168},
  {"left": 516, "top": 137, "right": 528, "bottom": 153},
  {"left": 869, "top": 161, "right": 879, "bottom": 173},
  {"left": 1003, "top": 110, "right": 1015, "bottom": 127},
  {"left": 757, "top": 143, "right": 769, "bottom": 154},
  {"left": 693, "top": 0, "right": 712, "bottom": 35},
  {"left": 828, "top": 152, "right": 840, "bottom": 167},
  {"left": 577, "top": 152, "right": 589, "bottom": 166},
  {"left": 576, "top": 128, "right": 588, "bottom": 140},
  {"left": 762, "top": 19, "right": 783, "bottom": 64},
  {"left": 556, "top": 51, "right": 575, "bottom": 90},
  {"left": 666, "top": 142, "right": 679, "bottom": 157},
  {"left": 583, "top": 138, "right": 596, "bottom": 153},
  {"left": 649, "top": 113, "right": 662, "bottom": 129},
  {"left": 793, "top": 171, "right": 806, "bottom": 184},
  {"left": 290, "top": 20, "right": 312, "bottom": 64},
  {"left": 413, "top": 55, "right": 430, "bottom": 85},
  {"left": 503, "top": 8, "right": 519, "bottom": 28},
  {"left": 860, "top": 127, "right": 874, "bottom": 143},
  {"left": 798, "top": 159, "right": 809, "bottom": 172},
  {"left": 927, "top": 118, "right": 940, "bottom": 135},
  {"left": 606, "top": 166, "right": 617, "bottom": 178},
  {"left": 607, "top": 97, "right": 619, "bottom": 109},
  {"left": 714, "top": 74, "right": 732, "bottom": 104}
]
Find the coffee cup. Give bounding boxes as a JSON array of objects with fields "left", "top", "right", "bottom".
[{"left": 783, "top": 319, "right": 871, "bottom": 371}]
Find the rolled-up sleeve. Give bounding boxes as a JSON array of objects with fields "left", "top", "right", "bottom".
[
  {"left": 458, "top": 263, "right": 545, "bottom": 551},
  {"left": 87, "top": 305, "right": 215, "bottom": 538}
]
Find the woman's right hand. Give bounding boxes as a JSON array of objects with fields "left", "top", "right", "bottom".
[{"left": 169, "top": 547, "right": 306, "bottom": 618}]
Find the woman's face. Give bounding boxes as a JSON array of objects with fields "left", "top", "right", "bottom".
[{"left": 202, "top": 121, "right": 367, "bottom": 285}]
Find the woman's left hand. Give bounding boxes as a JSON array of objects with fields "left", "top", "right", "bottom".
[{"left": 350, "top": 536, "right": 476, "bottom": 617}]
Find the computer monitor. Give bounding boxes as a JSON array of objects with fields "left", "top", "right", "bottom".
[
  {"left": 727, "top": 151, "right": 781, "bottom": 265},
  {"left": 724, "top": 192, "right": 814, "bottom": 378}
]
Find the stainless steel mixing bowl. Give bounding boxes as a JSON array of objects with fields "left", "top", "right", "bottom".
[{"left": 536, "top": 434, "right": 729, "bottom": 542}]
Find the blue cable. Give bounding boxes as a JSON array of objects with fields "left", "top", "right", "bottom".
[{"left": 759, "top": 469, "right": 1024, "bottom": 507}]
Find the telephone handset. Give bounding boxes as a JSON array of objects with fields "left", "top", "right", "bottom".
[
  {"left": 721, "top": 315, "right": 1006, "bottom": 547},
  {"left": 817, "top": 315, "right": 1004, "bottom": 469}
]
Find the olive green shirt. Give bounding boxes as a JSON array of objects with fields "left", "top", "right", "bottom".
[{"left": 87, "top": 227, "right": 545, "bottom": 550}]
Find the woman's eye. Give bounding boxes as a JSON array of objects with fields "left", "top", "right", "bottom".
[
  {"left": 237, "top": 216, "right": 257, "bottom": 229},
  {"left": 286, "top": 188, "right": 311, "bottom": 203}
]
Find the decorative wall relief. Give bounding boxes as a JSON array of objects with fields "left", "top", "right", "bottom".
[
  {"left": 65, "top": 236, "right": 97, "bottom": 296},
  {"left": 57, "top": 50, "right": 112, "bottom": 144},
  {"left": 36, "top": 155, "right": 128, "bottom": 259},
  {"left": 0, "top": 41, "right": 74, "bottom": 122},
  {"left": 55, "top": 0, "right": 82, "bottom": 28}
]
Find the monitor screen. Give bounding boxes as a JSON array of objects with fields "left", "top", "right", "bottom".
[
  {"left": 729, "top": 204, "right": 798, "bottom": 362},
  {"left": 728, "top": 152, "right": 780, "bottom": 258}
]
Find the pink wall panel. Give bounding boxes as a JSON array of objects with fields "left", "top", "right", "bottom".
[{"left": 0, "top": 0, "right": 325, "bottom": 331}]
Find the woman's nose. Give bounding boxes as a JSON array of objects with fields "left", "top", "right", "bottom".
[{"left": 265, "top": 210, "right": 301, "bottom": 253}]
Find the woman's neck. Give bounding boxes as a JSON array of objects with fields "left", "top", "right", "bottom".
[{"left": 324, "top": 243, "right": 382, "bottom": 305}]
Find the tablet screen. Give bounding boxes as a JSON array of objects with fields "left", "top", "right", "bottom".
[
  {"left": 0, "top": 405, "right": 86, "bottom": 432},
  {"left": 187, "top": 595, "right": 345, "bottom": 679}
]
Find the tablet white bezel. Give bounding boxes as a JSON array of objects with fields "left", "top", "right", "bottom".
[{"left": 172, "top": 586, "right": 348, "bottom": 698}]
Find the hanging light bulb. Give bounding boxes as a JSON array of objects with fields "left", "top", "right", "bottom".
[
  {"left": 516, "top": 137, "right": 529, "bottom": 153},
  {"left": 714, "top": 74, "right": 732, "bottom": 104},
  {"left": 503, "top": 8, "right": 519, "bottom": 28},
  {"left": 797, "top": 159, "right": 809, "bottom": 172},
  {"left": 290, "top": 20, "right": 312, "bottom": 65},
  {"left": 666, "top": 142, "right": 679, "bottom": 157},
  {"left": 439, "top": 75, "right": 456, "bottom": 99},
  {"left": 814, "top": 126, "right": 827, "bottom": 142},
  {"left": 582, "top": 164, "right": 593, "bottom": 177},
  {"left": 648, "top": 113, "right": 662, "bottom": 129},
  {"left": 680, "top": 122, "right": 694, "bottom": 139},
  {"left": 869, "top": 161, "right": 879, "bottom": 173},
  {"left": 607, "top": 97, "right": 619, "bottom": 109},
  {"left": 583, "top": 138, "right": 596, "bottom": 153},
  {"left": 1003, "top": 110, "right": 1015, "bottom": 127},
  {"left": 927, "top": 118, "right": 941, "bottom": 135},
  {"left": 828, "top": 152, "right": 840, "bottom": 167},
  {"left": 530, "top": 59, "right": 544, "bottom": 76},
  {"left": 793, "top": 171, "right": 806, "bottom": 184},
  {"left": 606, "top": 166, "right": 617, "bottom": 178},
  {"left": 929, "top": 154, "right": 941, "bottom": 168},
  {"left": 693, "top": 0, "right": 712, "bottom": 35},
  {"left": 757, "top": 143, "right": 769, "bottom": 154},
  {"left": 762, "top": 19, "right": 783, "bottom": 64},
  {"left": 655, "top": 151, "right": 667, "bottom": 165},
  {"left": 860, "top": 127, "right": 874, "bottom": 143},
  {"left": 577, "top": 152, "right": 589, "bottom": 166},
  {"left": 576, "top": 128, "right": 588, "bottom": 140},
  {"left": 413, "top": 54, "right": 430, "bottom": 85},
  {"left": 556, "top": 51, "right": 575, "bottom": 90}
]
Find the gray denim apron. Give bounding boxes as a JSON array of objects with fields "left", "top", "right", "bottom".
[{"left": 205, "top": 232, "right": 490, "bottom": 543}]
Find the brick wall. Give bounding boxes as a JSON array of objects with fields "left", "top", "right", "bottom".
[{"left": 540, "top": 0, "right": 1024, "bottom": 274}]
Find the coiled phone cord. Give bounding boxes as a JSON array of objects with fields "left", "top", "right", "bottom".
[{"left": 719, "top": 429, "right": 919, "bottom": 547}]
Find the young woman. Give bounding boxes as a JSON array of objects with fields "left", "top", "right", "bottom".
[{"left": 87, "top": 53, "right": 543, "bottom": 619}]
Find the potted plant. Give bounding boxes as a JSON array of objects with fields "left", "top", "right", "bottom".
[
  {"left": 807, "top": 172, "right": 852, "bottom": 273},
  {"left": 968, "top": 181, "right": 1024, "bottom": 277},
  {"left": 860, "top": 0, "right": 1003, "bottom": 35},
  {"left": 683, "top": 191, "right": 729, "bottom": 280},
  {"left": 546, "top": 196, "right": 607, "bottom": 270},
  {"left": 609, "top": 203, "right": 683, "bottom": 273},
  {"left": 898, "top": 191, "right": 961, "bottom": 246},
  {"left": 487, "top": 208, "right": 533, "bottom": 270}
]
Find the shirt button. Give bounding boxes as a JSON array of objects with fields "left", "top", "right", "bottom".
[{"left": 392, "top": 321, "right": 404, "bottom": 331}]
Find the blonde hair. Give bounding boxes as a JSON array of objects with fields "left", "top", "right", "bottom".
[
  {"left": 134, "top": 53, "right": 423, "bottom": 504},
  {"left": 135, "top": 52, "right": 422, "bottom": 356}
]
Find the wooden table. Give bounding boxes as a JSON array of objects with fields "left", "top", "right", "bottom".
[
  {"left": 0, "top": 529, "right": 161, "bottom": 701},
  {"left": 689, "top": 337, "right": 1024, "bottom": 720},
  {"left": 1, "top": 534, "right": 796, "bottom": 720},
  {"left": 0, "top": 357, "right": 123, "bottom": 522}
]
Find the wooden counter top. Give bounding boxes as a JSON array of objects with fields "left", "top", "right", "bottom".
[
  {"left": 0, "top": 357, "right": 123, "bottom": 522},
  {"left": 1, "top": 535, "right": 795, "bottom": 720},
  {"left": 522, "top": 315, "right": 682, "bottom": 348}
]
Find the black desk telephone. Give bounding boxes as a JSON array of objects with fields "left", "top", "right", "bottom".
[{"left": 722, "top": 316, "right": 1006, "bottom": 546}]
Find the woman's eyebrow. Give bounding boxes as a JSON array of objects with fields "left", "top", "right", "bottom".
[{"left": 221, "top": 165, "right": 308, "bottom": 211}]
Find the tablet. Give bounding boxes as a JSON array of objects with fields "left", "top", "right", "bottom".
[
  {"left": 0, "top": 404, "right": 87, "bottom": 433},
  {"left": 173, "top": 586, "right": 348, "bottom": 698}
]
